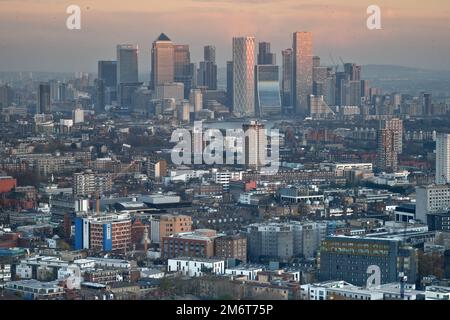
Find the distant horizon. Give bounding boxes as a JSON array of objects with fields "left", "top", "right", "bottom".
[
  {"left": 1, "top": 0, "right": 449, "bottom": 72},
  {"left": 1, "top": 63, "right": 450, "bottom": 76}
]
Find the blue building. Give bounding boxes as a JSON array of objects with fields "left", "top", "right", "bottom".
[
  {"left": 255, "top": 65, "right": 282, "bottom": 117},
  {"left": 319, "top": 235, "right": 418, "bottom": 287},
  {"left": 74, "top": 214, "right": 131, "bottom": 252}
]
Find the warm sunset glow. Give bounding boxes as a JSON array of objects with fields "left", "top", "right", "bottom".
[{"left": 0, "top": 0, "right": 449, "bottom": 72}]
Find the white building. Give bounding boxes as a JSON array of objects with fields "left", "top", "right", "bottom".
[
  {"left": 86, "top": 257, "right": 132, "bottom": 269},
  {"left": 436, "top": 133, "right": 450, "bottom": 185},
  {"left": 300, "top": 281, "right": 384, "bottom": 300},
  {"left": 168, "top": 169, "right": 209, "bottom": 183},
  {"left": 225, "top": 266, "right": 263, "bottom": 281},
  {"left": 371, "top": 171, "right": 410, "bottom": 187},
  {"left": 73, "top": 107, "right": 84, "bottom": 124},
  {"left": 425, "top": 286, "right": 450, "bottom": 300},
  {"left": 213, "top": 170, "right": 243, "bottom": 191},
  {"left": 167, "top": 257, "right": 225, "bottom": 277},
  {"left": 0, "top": 264, "right": 11, "bottom": 283},
  {"left": 416, "top": 185, "right": 450, "bottom": 223}
]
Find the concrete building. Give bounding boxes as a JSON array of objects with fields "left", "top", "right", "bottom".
[
  {"left": 214, "top": 234, "right": 247, "bottom": 263},
  {"left": 73, "top": 171, "right": 113, "bottom": 197},
  {"left": 243, "top": 121, "right": 266, "bottom": 169},
  {"left": 244, "top": 221, "right": 327, "bottom": 263},
  {"left": 162, "top": 229, "right": 222, "bottom": 259},
  {"left": 150, "top": 214, "right": 192, "bottom": 244},
  {"left": 416, "top": 184, "right": 450, "bottom": 223},
  {"left": 146, "top": 158, "right": 168, "bottom": 181}
]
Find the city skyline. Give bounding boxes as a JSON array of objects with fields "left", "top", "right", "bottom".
[{"left": 0, "top": 0, "right": 449, "bottom": 72}]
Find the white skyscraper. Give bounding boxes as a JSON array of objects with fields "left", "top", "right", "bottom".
[
  {"left": 232, "top": 37, "right": 255, "bottom": 117},
  {"left": 436, "top": 133, "right": 450, "bottom": 185},
  {"left": 293, "top": 32, "right": 313, "bottom": 116}
]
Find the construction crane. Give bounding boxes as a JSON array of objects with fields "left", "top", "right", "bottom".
[{"left": 328, "top": 53, "right": 339, "bottom": 73}]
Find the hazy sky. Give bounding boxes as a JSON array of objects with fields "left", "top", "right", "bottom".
[{"left": 1, "top": 0, "right": 449, "bottom": 73}]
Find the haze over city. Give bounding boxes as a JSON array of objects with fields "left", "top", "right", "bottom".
[{"left": 1, "top": 0, "right": 450, "bottom": 72}]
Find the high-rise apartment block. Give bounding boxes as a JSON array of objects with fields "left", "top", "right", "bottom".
[
  {"left": 73, "top": 171, "right": 113, "bottom": 197},
  {"left": 436, "top": 133, "right": 450, "bottom": 185}
]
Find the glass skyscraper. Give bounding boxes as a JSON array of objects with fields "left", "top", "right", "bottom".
[
  {"left": 232, "top": 36, "right": 255, "bottom": 117},
  {"left": 151, "top": 33, "right": 174, "bottom": 90},
  {"left": 255, "top": 65, "right": 281, "bottom": 117}
]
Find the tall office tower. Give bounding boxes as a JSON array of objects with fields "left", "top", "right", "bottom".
[
  {"left": 292, "top": 32, "right": 313, "bottom": 116},
  {"left": 257, "top": 42, "right": 276, "bottom": 65},
  {"left": 204, "top": 45, "right": 216, "bottom": 64},
  {"left": 255, "top": 65, "right": 281, "bottom": 117},
  {"left": 198, "top": 45, "right": 217, "bottom": 90},
  {"left": 281, "top": 48, "right": 293, "bottom": 110},
  {"left": 117, "top": 45, "right": 138, "bottom": 84},
  {"left": 340, "top": 63, "right": 362, "bottom": 106},
  {"left": 98, "top": 61, "right": 117, "bottom": 88},
  {"left": 360, "top": 80, "right": 371, "bottom": 99},
  {"left": 334, "top": 71, "right": 349, "bottom": 106},
  {"left": 49, "top": 80, "right": 60, "bottom": 102},
  {"left": 189, "top": 89, "right": 203, "bottom": 113},
  {"left": 174, "top": 44, "right": 194, "bottom": 97},
  {"left": 0, "top": 84, "right": 13, "bottom": 109},
  {"left": 232, "top": 36, "right": 255, "bottom": 117},
  {"left": 226, "top": 61, "right": 234, "bottom": 108},
  {"left": 422, "top": 93, "right": 432, "bottom": 116},
  {"left": 243, "top": 121, "right": 266, "bottom": 169},
  {"left": 381, "top": 118, "right": 403, "bottom": 154},
  {"left": 341, "top": 80, "right": 362, "bottom": 106},
  {"left": 344, "top": 63, "right": 361, "bottom": 81},
  {"left": 117, "top": 44, "right": 139, "bottom": 107},
  {"left": 151, "top": 33, "right": 174, "bottom": 90},
  {"left": 436, "top": 133, "right": 450, "bottom": 185},
  {"left": 37, "top": 83, "right": 51, "bottom": 114}
]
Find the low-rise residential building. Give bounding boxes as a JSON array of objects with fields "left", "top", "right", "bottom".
[{"left": 167, "top": 257, "right": 225, "bottom": 277}]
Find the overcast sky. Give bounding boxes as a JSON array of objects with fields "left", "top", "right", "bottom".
[{"left": 1, "top": 0, "right": 449, "bottom": 73}]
